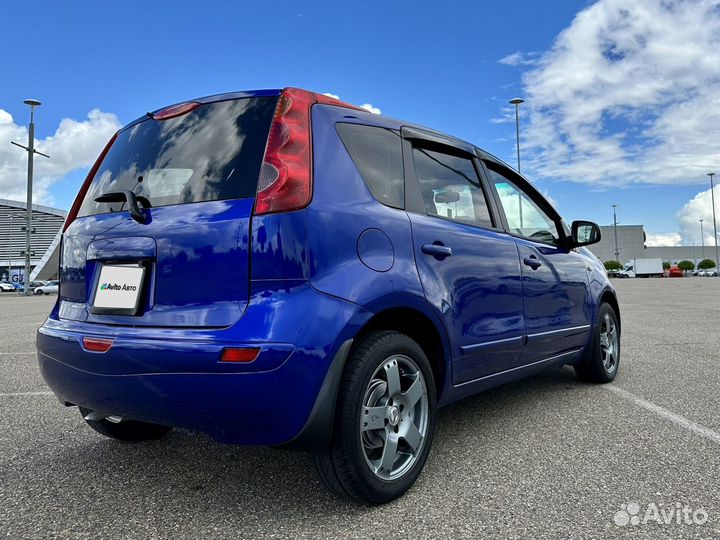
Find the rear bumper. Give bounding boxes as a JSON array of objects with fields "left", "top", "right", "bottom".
[
  {"left": 37, "top": 281, "right": 368, "bottom": 446},
  {"left": 37, "top": 344, "right": 330, "bottom": 445}
]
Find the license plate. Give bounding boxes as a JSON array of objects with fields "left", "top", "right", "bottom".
[{"left": 92, "top": 264, "right": 146, "bottom": 315}]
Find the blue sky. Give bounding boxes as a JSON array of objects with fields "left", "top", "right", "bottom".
[{"left": 1, "top": 0, "right": 719, "bottom": 246}]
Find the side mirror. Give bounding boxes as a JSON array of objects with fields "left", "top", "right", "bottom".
[{"left": 570, "top": 220, "right": 601, "bottom": 247}]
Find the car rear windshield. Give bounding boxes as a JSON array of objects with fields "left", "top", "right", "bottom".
[{"left": 78, "top": 96, "right": 278, "bottom": 217}]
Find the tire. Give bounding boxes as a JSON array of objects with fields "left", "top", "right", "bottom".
[
  {"left": 35, "top": 289, "right": 43, "bottom": 295},
  {"left": 574, "top": 303, "right": 620, "bottom": 383},
  {"left": 78, "top": 407, "right": 171, "bottom": 441},
  {"left": 312, "top": 331, "right": 436, "bottom": 504}
]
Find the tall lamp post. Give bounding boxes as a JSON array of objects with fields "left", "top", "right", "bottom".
[
  {"left": 509, "top": 98, "right": 524, "bottom": 172},
  {"left": 10, "top": 99, "right": 49, "bottom": 295},
  {"left": 612, "top": 204, "right": 620, "bottom": 262},
  {"left": 509, "top": 97, "right": 524, "bottom": 228},
  {"left": 700, "top": 219, "right": 705, "bottom": 261},
  {"left": 709, "top": 173, "right": 719, "bottom": 274}
]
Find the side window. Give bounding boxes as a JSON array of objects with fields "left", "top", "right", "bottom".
[
  {"left": 336, "top": 124, "right": 404, "bottom": 208},
  {"left": 486, "top": 166, "right": 560, "bottom": 245},
  {"left": 411, "top": 146, "right": 493, "bottom": 228}
]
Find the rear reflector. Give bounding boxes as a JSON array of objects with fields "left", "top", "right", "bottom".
[
  {"left": 152, "top": 101, "right": 200, "bottom": 120},
  {"left": 82, "top": 337, "right": 114, "bottom": 353},
  {"left": 220, "top": 347, "right": 260, "bottom": 363}
]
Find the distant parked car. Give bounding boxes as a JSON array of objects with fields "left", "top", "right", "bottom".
[
  {"left": 667, "top": 265, "right": 683, "bottom": 278},
  {"left": 706, "top": 268, "right": 719, "bottom": 277},
  {"left": 17, "top": 280, "right": 47, "bottom": 293},
  {"left": 34, "top": 280, "right": 59, "bottom": 295},
  {"left": 0, "top": 281, "right": 14, "bottom": 292}
]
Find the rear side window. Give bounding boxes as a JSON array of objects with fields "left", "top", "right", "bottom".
[
  {"left": 336, "top": 123, "right": 404, "bottom": 209},
  {"left": 411, "top": 146, "right": 493, "bottom": 228},
  {"left": 78, "top": 96, "right": 278, "bottom": 217}
]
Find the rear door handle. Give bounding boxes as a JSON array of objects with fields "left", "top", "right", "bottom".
[
  {"left": 422, "top": 243, "right": 453, "bottom": 259},
  {"left": 523, "top": 256, "right": 542, "bottom": 270}
]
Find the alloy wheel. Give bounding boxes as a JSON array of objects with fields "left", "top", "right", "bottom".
[
  {"left": 599, "top": 313, "right": 619, "bottom": 373},
  {"left": 360, "top": 354, "right": 429, "bottom": 481}
]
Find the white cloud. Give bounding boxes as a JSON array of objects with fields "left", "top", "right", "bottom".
[
  {"left": 498, "top": 51, "right": 541, "bottom": 67},
  {"left": 360, "top": 103, "right": 382, "bottom": 115},
  {"left": 0, "top": 109, "right": 121, "bottom": 205},
  {"left": 490, "top": 106, "right": 515, "bottom": 124},
  {"left": 539, "top": 188, "right": 558, "bottom": 209},
  {"left": 677, "top": 185, "right": 720, "bottom": 245},
  {"left": 322, "top": 92, "right": 340, "bottom": 100},
  {"left": 645, "top": 232, "right": 682, "bottom": 247},
  {"left": 506, "top": 0, "right": 720, "bottom": 187}
]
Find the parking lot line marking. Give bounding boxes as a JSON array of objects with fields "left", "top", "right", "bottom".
[
  {"left": 604, "top": 384, "right": 720, "bottom": 445},
  {"left": 0, "top": 391, "right": 53, "bottom": 397}
]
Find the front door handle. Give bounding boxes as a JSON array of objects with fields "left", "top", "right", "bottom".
[
  {"left": 523, "top": 256, "right": 542, "bottom": 270},
  {"left": 422, "top": 243, "right": 453, "bottom": 259}
]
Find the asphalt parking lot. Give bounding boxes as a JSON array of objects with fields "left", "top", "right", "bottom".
[{"left": 1, "top": 279, "right": 719, "bottom": 540}]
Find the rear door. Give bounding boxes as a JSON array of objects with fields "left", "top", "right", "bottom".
[
  {"left": 59, "top": 95, "right": 279, "bottom": 327},
  {"left": 483, "top": 161, "right": 592, "bottom": 364},
  {"left": 403, "top": 133, "right": 525, "bottom": 384}
]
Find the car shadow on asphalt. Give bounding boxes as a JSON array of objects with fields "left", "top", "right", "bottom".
[{"left": 43, "top": 366, "right": 590, "bottom": 519}]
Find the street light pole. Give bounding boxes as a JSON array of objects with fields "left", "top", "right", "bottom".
[
  {"left": 709, "top": 173, "right": 719, "bottom": 274},
  {"left": 509, "top": 97, "right": 524, "bottom": 228},
  {"left": 10, "top": 99, "right": 49, "bottom": 295},
  {"left": 509, "top": 98, "right": 524, "bottom": 173},
  {"left": 612, "top": 204, "right": 620, "bottom": 262},
  {"left": 700, "top": 219, "right": 705, "bottom": 261}
]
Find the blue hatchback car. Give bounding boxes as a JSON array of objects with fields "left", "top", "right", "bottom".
[{"left": 38, "top": 88, "right": 620, "bottom": 504}]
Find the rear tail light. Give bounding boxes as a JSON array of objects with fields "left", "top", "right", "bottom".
[
  {"left": 254, "top": 89, "right": 314, "bottom": 215},
  {"left": 63, "top": 131, "right": 118, "bottom": 232},
  {"left": 254, "top": 88, "right": 365, "bottom": 215},
  {"left": 82, "top": 337, "right": 114, "bottom": 353},
  {"left": 220, "top": 347, "right": 260, "bottom": 363}
]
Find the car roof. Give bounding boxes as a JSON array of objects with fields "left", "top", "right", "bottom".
[
  {"left": 122, "top": 89, "right": 283, "bottom": 132},
  {"left": 122, "top": 88, "right": 490, "bottom": 150},
  {"left": 121, "top": 87, "right": 519, "bottom": 181}
]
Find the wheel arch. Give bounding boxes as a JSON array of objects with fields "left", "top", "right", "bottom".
[
  {"left": 599, "top": 288, "right": 621, "bottom": 334},
  {"left": 285, "top": 297, "right": 451, "bottom": 450},
  {"left": 351, "top": 306, "right": 450, "bottom": 399}
]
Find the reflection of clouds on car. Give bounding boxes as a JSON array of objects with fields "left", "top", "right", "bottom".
[{"left": 78, "top": 98, "right": 274, "bottom": 216}]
